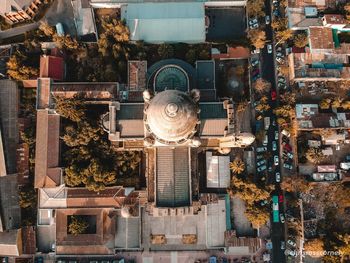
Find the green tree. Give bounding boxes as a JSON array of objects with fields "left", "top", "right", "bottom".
[
  {"left": 157, "top": 44, "right": 174, "bottom": 59},
  {"left": 229, "top": 158, "right": 245, "bottom": 174},
  {"left": 247, "top": 29, "right": 266, "bottom": 49},
  {"left": 54, "top": 95, "right": 85, "bottom": 122},
  {"left": 306, "top": 147, "right": 325, "bottom": 164},
  {"left": 293, "top": 33, "right": 308, "bottom": 48},
  {"left": 68, "top": 216, "right": 89, "bottom": 236}
]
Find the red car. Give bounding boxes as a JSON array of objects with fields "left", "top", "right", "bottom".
[
  {"left": 283, "top": 143, "right": 292, "bottom": 152},
  {"left": 271, "top": 90, "right": 277, "bottom": 101},
  {"left": 279, "top": 194, "right": 283, "bottom": 203}
]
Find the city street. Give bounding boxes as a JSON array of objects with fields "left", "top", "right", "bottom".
[{"left": 260, "top": 0, "right": 286, "bottom": 262}]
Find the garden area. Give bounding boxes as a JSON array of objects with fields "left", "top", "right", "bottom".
[
  {"left": 56, "top": 96, "right": 143, "bottom": 192},
  {"left": 67, "top": 215, "right": 96, "bottom": 236}
]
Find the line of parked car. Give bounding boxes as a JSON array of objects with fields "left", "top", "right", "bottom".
[{"left": 280, "top": 130, "right": 293, "bottom": 170}]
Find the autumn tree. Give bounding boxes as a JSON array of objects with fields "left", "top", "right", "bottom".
[
  {"left": 230, "top": 158, "right": 245, "bottom": 174},
  {"left": 331, "top": 97, "right": 343, "bottom": 108},
  {"left": 342, "top": 100, "right": 350, "bottom": 110},
  {"left": 253, "top": 78, "right": 271, "bottom": 94},
  {"left": 281, "top": 176, "right": 313, "bottom": 193},
  {"left": 54, "top": 95, "right": 85, "bottom": 122},
  {"left": 236, "top": 100, "right": 248, "bottom": 113},
  {"left": 319, "top": 98, "right": 332, "bottom": 109},
  {"left": 247, "top": 29, "right": 266, "bottom": 49},
  {"left": 278, "top": 65, "right": 289, "bottom": 76},
  {"left": 280, "top": 92, "right": 296, "bottom": 106},
  {"left": 158, "top": 44, "right": 174, "bottom": 59},
  {"left": 276, "top": 29, "right": 293, "bottom": 44},
  {"left": 68, "top": 216, "right": 89, "bottom": 236},
  {"left": 246, "top": 0, "right": 265, "bottom": 17},
  {"left": 271, "top": 18, "right": 288, "bottom": 31},
  {"left": 7, "top": 52, "right": 39, "bottom": 81},
  {"left": 62, "top": 122, "right": 103, "bottom": 147},
  {"left": 245, "top": 206, "right": 270, "bottom": 228},
  {"left": 39, "top": 21, "right": 55, "bottom": 37},
  {"left": 293, "top": 33, "right": 308, "bottom": 48},
  {"left": 306, "top": 147, "right": 325, "bottom": 164},
  {"left": 19, "top": 187, "right": 37, "bottom": 209}
]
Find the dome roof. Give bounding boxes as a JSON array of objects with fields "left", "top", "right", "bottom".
[{"left": 145, "top": 90, "right": 198, "bottom": 144}]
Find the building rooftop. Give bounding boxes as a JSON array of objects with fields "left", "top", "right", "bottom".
[
  {"left": 121, "top": 2, "right": 205, "bottom": 43},
  {"left": 322, "top": 14, "right": 346, "bottom": 25},
  {"left": 0, "top": 229, "right": 22, "bottom": 256},
  {"left": 39, "top": 56, "right": 64, "bottom": 81},
  {"left": 308, "top": 26, "right": 334, "bottom": 51},
  {"left": 156, "top": 147, "right": 190, "bottom": 207},
  {"left": 34, "top": 110, "right": 61, "bottom": 188}
]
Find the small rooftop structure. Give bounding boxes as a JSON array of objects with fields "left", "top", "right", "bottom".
[
  {"left": 322, "top": 14, "right": 347, "bottom": 28},
  {"left": 317, "top": 165, "right": 336, "bottom": 173},
  {"left": 206, "top": 151, "right": 230, "bottom": 188},
  {"left": 225, "top": 230, "right": 262, "bottom": 254},
  {"left": 308, "top": 26, "right": 334, "bottom": 51},
  {"left": 39, "top": 56, "right": 64, "bottom": 81},
  {"left": 312, "top": 172, "right": 339, "bottom": 181},
  {"left": 121, "top": 2, "right": 206, "bottom": 43},
  {"left": 71, "top": 0, "right": 97, "bottom": 41},
  {"left": 0, "top": 229, "right": 22, "bottom": 256}
]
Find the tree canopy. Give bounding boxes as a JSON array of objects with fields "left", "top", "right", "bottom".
[
  {"left": 247, "top": 29, "right": 266, "bottom": 49},
  {"left": 68, "top": 216, "right": 89, "bottom": 236}
]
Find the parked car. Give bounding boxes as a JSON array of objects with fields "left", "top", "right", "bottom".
[
  {"left": 276, "top": 51, "right": 284, "bottom": 57},
  {"left": 281, "top": 241, "right": 286, "bottom": 250},
  {"left": 274, "top": 155, "right": 279, "bottom": 166},
  {"left": 257, "top": 146, "right": 267, "bottom": 152},
  {"left": 273, "top": 0, "right": 279, "bottom": 7},
  {"left": 275, "top": 172, "right": 281, "bottom": 182},
  {"left": 268, "top": 166, "right": 273, "bottom": 173},
  {"left": 275, "top": 130, "right": 279, "bottom": 140},
  {"left": 249, "top": 18, "right": 258, "bottom": 25},
  {"left": 252, "top": 74, "right": 261, "bottom": 81},
  {"left": 267, "top": 44, "right": 273, "bottom": 54},
  {"left": 278, "top": 78, "right": 286, "bottom": 84},
  {"left": 276, "top": 46, "right": 283, "bottom": 52},
  {"left": 276, "top": 57, "right": 285, "bottom": 64},
  {"left": 250, "top": 23, "right": 259, "bottom": 29},
  {"left": 263, "top": 134, "right": 268, "bottom": 146},
  {"left": 265, "top": 15, "right": 270, "bottom": 24},
  {"left": 285, "top": 249, "right": 297, "bottom": 257},
  {"left": 281, "top": 129, "right": 291, "bottom": 137},
  {"left": 257, "top": 165, "right": 267, "bottom": 172},
  {"left": 271, "top": 90, "right": 277, "bottom": 100},
  {"left": 257, "top": 154, "right": 264, "bottom": 160},
  {"left": 278, "top": 82, "right": 287, "bottom": 89},
  {"left": 273, "top": 9, "right": 280, "bottom": 17},
  {"left": 283, "top": 143, "right": 292, "bottom": 152},
  {"left": 287, "top": 239, "right": 297, "bottom": 247},
  {"left": 257, "top": 160, "right": 267, "bottom": 166},
  {"left": 280, "top": 213, "right": 285, "bottom": 223},
  {"left": 287, "top": 152, "right": 293, "bottom": 159},
  {"left": 283, "top": 163, "right": 293, "bottom": 170},
  {"left": 209, "top": 256, "right": 217, "bottom": 263},
  {"left": 251, "top": 59, "right": 259, "bottom": 67},
  {"left": 278, "top": 194, "right": 283, "bottom": 203},
  {"left": 260, "top": 200, "right": 269, "bottom": 206},
  {"left": 272, "top": 141, "right": 277, "bottom": 151}
]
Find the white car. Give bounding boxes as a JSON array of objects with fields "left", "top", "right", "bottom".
[
  {"left": 265, "top": 15, "right": 270, "bottom": 24},
  {"left": 272, "top": 141, "right": 277, "bottom": 151},
  {"left": 287, "top": 239, "right": 297, "bottom": 247},
  {"left": 275, "top": 172, "right": 281, "bottom": 182},
  {"left": 281, "top": 241, "right": 286, "bottom": 250},
  {"left": 267, "top": 44, "right": 273, "bottom": 54},
  {"left": 276, "top": 57, "right": 285, "bottom": 64},
  {"left": 280, "top": 213, "right": 285, "bottom": 223},
  {"left": 257, "top": 160, "right": 267, "bottom": 166},
  {"left": 274, "top": 155, "right": 279, "bottom": 166},
  {"left": 257, "top": 165, "right": 267, "bottom": 172},
  {"left": 275, "top": 130, "right": 279, "bottom": 140}
]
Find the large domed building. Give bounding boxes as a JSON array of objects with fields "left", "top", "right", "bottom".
[{"left": 103, "top": 59, "right": 254, "bottom": 208}]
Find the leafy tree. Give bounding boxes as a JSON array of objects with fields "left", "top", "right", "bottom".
[
  {"left": 306, "top": 147, "right": 325, "bottom": 164},
  {"left": 157, "top": 44, "right": 174, "bottom": 59},
  {"left": 293, "top": 33, "right": 308, "bottom": 48},
  {"left": 304, "top": 238, "right": 324, "bottom": 252},
  {"left": 255, "top": 103, "right": 270, "bottom": 112},
  {"left": 274, "top": 105, "right": 294, "bottom": 119},
  {"left": 54, "top": 95, "right": 85, "bottom": 122},
  {"left": 281, "top": 175, "right": 313, "bottom": 193},
  {"left": 246, "top": 0, "right": 265, "bottom": 17},
  {"left": 68, "top": 216, "right": 89, "bottom": 236},
  {"left": 245, "top": 206, "right": 270, "bottom": 228},
  {"left": 319, "top": 98, "right": 332, "bottom": 109},
  {"left": 7, "top": 53, "right": 38, "bottom": 81},
  {"left": 198, "top": 49, "right": 210, "bottom": 60},
  {"left": 62, "top": 122, "right": 103, "bottom": 147},
  {"left": 236, "top": 100, "right": 248, "bottom": 113},
  {"left": 247, "top": 29, "right": 266, "bottom": 49},
  {"left": 253, "top": 78, "right": 271, "bottom": 94},
  {"left": 271, "top": 18, "right": 288, "bottom": 31},
  {"left": 228, "top": 176, "right": 272, "bottom": 205},
  {"left": 39, "top": 21, "right": 55, "bottom": 37},
  {"left": 276, "top": 29, "right": 293, "bottom": 44},
  {"left": 229, "top": 158, "right": 245, "bottom": 174},
  {"left": 280, "top": 92, "right": 296, "bottom": 106},
  {"left": 331, "top": 97, "right": 343, "bottom": 108},
  {"left": 278, "top": 65, "right": 289, "bottom": 76},
  {"left": 185, "top": 49, "right": 196, "bottom": 64},
  {"left": 19, "top": 188, "right": 36, "bottom": 209},
  {"left": 342, "top": 100, "right": 350, "bottom": 110}
]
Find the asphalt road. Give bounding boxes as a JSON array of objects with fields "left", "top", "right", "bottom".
[{"left": 260, "top": 0, "right": 286, "bottom": 262}]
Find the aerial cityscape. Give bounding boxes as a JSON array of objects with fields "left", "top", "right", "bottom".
[{"left": 0, "top": 0, "right": 349, "bottom": 262}]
